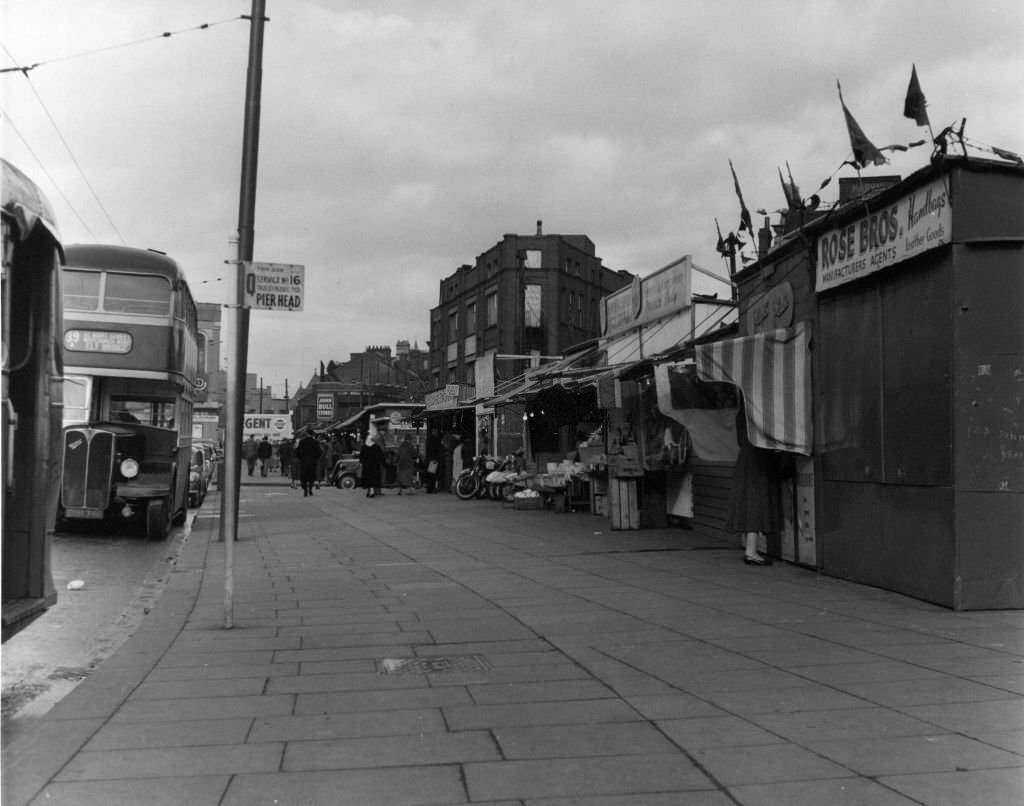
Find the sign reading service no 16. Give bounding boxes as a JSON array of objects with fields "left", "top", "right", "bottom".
[{"left": 243, "top": 262, "right": 305, "bottom": 311}]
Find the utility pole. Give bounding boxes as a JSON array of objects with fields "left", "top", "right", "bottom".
[{"left": 221, "top": 0, "right": 267, "bottom": 629}]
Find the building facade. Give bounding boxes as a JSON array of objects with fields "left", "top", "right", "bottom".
[{"left": 428, "top": 222, "right": 634, "bottom": 391}]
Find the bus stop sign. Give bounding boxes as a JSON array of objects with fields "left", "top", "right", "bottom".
[{"left": 243, "top": 262, "right": 305, "bottom": 311}]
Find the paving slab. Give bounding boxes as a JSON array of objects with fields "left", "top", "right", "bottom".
[{"left": 5, "top": 487, "right": 1022, "bottom": 806}]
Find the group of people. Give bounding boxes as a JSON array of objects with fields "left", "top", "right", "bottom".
[{"left": 357, "top": 432, "right": 419, "bottom": 497}]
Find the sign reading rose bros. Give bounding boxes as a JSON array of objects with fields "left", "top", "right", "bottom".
[{"left": 816, "top": 177, "right": 951, "bottom": 292}]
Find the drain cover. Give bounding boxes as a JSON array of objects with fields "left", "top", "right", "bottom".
[{"left": 378, "top": 655, "right": 493, "bottom": 675}]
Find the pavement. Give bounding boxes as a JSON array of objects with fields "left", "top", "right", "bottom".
[{"left": 3, "top": 474, "right": 1023, "bottom": 806}]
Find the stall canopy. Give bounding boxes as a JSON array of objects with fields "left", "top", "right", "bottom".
[{"left": 695, "top": 321, "right": 812, "bottom": 455}]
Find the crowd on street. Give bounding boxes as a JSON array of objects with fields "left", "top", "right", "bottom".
[{"left": 239, "top": 427, "right": 479, "bottom": 499}]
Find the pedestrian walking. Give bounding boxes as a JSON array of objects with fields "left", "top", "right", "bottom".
[
  {"left": 295, "top": 429, "right": 322, "bottom": 497},
  {"left": 257, "top": 436, "right": 273, "bottom": 477},
  {"left": 424, "top": 428, "right": 441, "bottom": 493},
  {"left": 395, "top": 434, "right": 417, "bottom": 494},
  {"left": 725, "top": 397, "right": 780, "bottom": 565},
  {"left": 359, "top": 433, "right": 385, "bottom": 498},
  {"left": 242, "top": 434, "right": 259, "bottom": 477},
  {"left": 277, "top": 438, "right": 293, "bottom": 477}
]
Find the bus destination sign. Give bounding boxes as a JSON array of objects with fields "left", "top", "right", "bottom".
[
  {"left": 64, "top": 329, "right": 133, "bottom": 354},
  {"left": 243, "top": 262, "right": 305, "bottom": 311}
]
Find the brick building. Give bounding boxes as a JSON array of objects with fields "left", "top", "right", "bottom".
[{"left": 428, "top": 222, "right": 634, "bottom": 389}]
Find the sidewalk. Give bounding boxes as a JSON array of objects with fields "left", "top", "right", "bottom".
[{"left": 4, "top": 478, "right": 1023, "bottom": 805}]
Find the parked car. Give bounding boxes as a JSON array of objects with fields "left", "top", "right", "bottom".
[
  {"left": 188, "top": 441, "right": 216, "bottom": 507},
  {"left": 328, "top": 454, "right": 361, "bottom": 489}
]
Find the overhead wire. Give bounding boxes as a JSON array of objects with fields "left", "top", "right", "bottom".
[
  {"left": 1, "top": 105, "right": 99, "bottom": 239},
  {"left": 1, "top": 16, "right": 247, "bottom": 244}
]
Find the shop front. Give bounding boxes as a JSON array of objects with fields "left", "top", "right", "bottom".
[{"left": 810, "top": 160, "right": 1023, "bottom": 609}]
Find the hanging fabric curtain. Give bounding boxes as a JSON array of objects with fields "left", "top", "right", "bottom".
[{"left": 695, "top": 321, "right": 813, "bottom": 455}]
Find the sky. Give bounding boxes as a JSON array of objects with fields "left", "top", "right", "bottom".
[{"left": 4, "top": 0, "right": 1023, "bottom": 397}]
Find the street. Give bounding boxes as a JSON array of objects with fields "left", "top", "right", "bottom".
[{"left": 1, "top": 513, "right": 192, "bottom": 741}]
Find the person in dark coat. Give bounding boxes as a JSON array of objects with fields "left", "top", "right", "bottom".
[
  {"left": 277, "top": 438, "right": 293, "bottom": 478},
  {"left": 396, "top": 434, "right": 417, "bottom": 494},
  {"left": 257, "top": 436, "right": 273, "bottom": 477},
  {"left": 725, "top": 397, "right": 780, "bottom": 565},
  {"left": 424, "top": 428, "right": 442, "bottom": 493},
  {"left": 359, "top": 434, "right": 385, "bottom": 497},
  {"left": 295, "top": 429, "right": 322, "bottom": 497}
]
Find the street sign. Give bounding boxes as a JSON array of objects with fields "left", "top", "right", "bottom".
[{"left": 243, "top": 262, "right": 305, "bottom": 311}]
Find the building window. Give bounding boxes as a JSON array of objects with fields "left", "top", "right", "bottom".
[
  {"left": 465, "top": 362, "right": 475, "bottom": 387},
  {"left": 486, "top": 291, "right": 498, "bottom": 326},
  {"left": 524, "top": 284, "right": 542, "bottom": 328},
  {"left": 524, "top": 249, "right": 542, "bottom": 269},
  {"left": 448, "top": 310, "right": 459, "bottom": 342},
  {"left": 466, "top": 302, "right": 477, "bottom": 333}
]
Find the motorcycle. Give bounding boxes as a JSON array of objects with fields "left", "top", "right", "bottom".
[{"left": 455, "top": 455, "right": 499, "bottom": 500}]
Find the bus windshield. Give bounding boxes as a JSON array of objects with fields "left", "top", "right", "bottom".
[{"left": 63, "top": 269, "right": 171, "bottom": 316}]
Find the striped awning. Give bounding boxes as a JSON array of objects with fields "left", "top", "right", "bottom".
[{"left": 695, "top": 321, "right": 812, "bottom": 455}]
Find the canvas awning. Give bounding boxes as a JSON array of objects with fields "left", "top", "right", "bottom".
[{"left": 695, "top": 321, "right": 812, "bottom": 455}]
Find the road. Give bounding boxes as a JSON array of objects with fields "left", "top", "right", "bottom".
[{"left": 1, "top": 512, "right": 193, "bottom": 742}]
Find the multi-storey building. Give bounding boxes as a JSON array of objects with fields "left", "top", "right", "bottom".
[{"left": 428, "top": 222, "right": 634, "bottom": 388}]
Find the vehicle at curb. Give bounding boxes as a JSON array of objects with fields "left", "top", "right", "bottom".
[
  {"left": 58, "top": 244, "right": 200, "bottom": 539},
  {"left": 2, "top": 159, "right": 63, "bottom": 639}
]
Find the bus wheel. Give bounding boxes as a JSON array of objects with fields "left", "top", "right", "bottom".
[{"left": 146, "top": 499, "right": 170, "bottom": 541}]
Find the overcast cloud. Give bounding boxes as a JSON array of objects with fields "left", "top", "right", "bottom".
[{"left": 4, "top": 0, "right": 1022, "bottom": 395}]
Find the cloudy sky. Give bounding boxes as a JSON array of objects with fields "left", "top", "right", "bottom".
[{"left": 4, "top": 0, "right": 1023, "bottom": 396}]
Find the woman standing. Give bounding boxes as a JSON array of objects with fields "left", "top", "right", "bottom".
[
  {"left": 359, "top": 434, "right": 385, "bottom": 498},
  {"left": 725, "top": 397, "right": 780, "bottom": 565}
]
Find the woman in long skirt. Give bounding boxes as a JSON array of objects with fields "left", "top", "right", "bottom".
[{"left": 726, "top": 398, "right": 780, "bottom": 565}]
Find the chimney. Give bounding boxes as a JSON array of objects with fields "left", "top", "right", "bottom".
[{"left": 536, "top": 219, "right": 543, "bottom": 236}]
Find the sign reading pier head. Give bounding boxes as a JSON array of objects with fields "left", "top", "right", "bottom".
[{"left": 243, "top": 262, "right": 305, "bottom": 311}]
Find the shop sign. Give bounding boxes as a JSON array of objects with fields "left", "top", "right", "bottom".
[
  {"left": 747, "top": 282, "right": 794, "bottom": 334},
  {"left": 243, "top": 412, "right": 293, "bottom": 439},
  {"left": 816, "top": 177, "right": 950, "bottom": 292},
  {"left": 640, "top": 257, "right": 692, "bottom": 327},
  {"left": 424, "top": 383, "right": 461, "bottom": 410},
  {"left": 602, "top": 275, "right": 642, "bottom": 337}
]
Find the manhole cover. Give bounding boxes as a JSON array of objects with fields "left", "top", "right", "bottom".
[{"left": 378, "top": 655, "right": 492, "bottom": 675}]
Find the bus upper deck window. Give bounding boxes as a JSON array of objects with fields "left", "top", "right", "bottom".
[
  {"left": 104, "top": 273, "right": 171, "bottom": 316},
  {"left": 63, "top": 269, "right": 101, "bottom": 311}
]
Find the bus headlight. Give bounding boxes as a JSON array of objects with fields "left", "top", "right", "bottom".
[{"left": 119, "top": 458, "right": 140, "bottom": 479}]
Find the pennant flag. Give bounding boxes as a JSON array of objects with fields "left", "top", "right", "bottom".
[
  {"left": 778, "top": 163, "right": 801, "bottom": 211},
  {"left": 837, "top": 80, "right": 887, "bottom": 169},
  {"left": 903, "top": 64, "right": 929, "bottom": 127},
  {"left": 729, "top": 159, "right": 753, "bottom": 233},
  {"left": 715, "top": 217, "right": 728, "bottom": 255}
]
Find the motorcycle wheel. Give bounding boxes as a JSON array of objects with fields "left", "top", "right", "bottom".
[{"left": 454, "top": 474, "right": 478, "bottom": 500}]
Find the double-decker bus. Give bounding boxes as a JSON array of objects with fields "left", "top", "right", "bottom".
[
  {"left": 2, "top": 159, "right": 63, "bottom": 639},
  {"left": 59, "top": 244, "right": 200, "bottom": 539}
]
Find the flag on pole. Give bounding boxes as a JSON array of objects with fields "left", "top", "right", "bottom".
[
  {"left": 837, "top": 80, "right": 887, "bottom": 169},
  {"left": 903, "top": 64, "right": 929, "bottom": 127},
  {"left": 729, "top": 160, "right": 753, "bottom": 234},
  {"left": 778, "top": 163, "right": 802, "bottom": 211}
]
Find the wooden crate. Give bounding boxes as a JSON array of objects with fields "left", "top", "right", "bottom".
[{"left": 608, "top": 478, "right": 640, "bottom": 530}]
